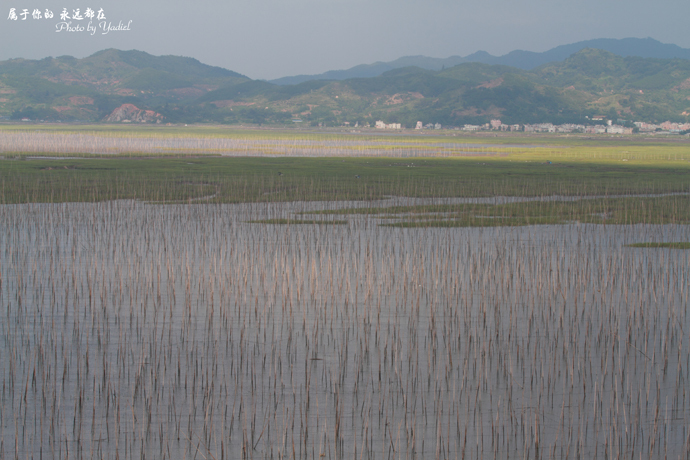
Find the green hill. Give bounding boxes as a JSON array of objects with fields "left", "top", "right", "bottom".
[
  {"left": 1, "top": 48, "right": 689, "bottom": 126},
  {"left": 0, "top": 49, "right": 249, "bottom": 121},
  {"left": 532, "top": 49, "right": 690, "bottom": 91}
]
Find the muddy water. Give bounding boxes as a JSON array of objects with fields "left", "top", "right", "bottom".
[{"left": 1, "top": 200, "right": 689, "bottom": 459}]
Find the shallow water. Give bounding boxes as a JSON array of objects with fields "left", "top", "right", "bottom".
[
  {"left": 0, "top": 132, "right": 542, "bottom": 157},
  {"left": 1, "top": 200, "right": 689, "bottom": 459}
]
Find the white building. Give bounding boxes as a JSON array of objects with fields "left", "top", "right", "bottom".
[{"left": 375, "top": 120, "right": 402, "bottom": 129}]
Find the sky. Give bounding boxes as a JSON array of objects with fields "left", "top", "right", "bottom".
[{"left": 2, "top": 0, "right": 690, "bottom": 80}]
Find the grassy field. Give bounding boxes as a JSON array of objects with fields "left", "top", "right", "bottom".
[
  {"left": 627, "top": 242, "right": 690, "bottom": 249},
  {"left": 1, "top": 124, "right": 689, "bottom": 212},
  {"left": 307, "top": 196, "right": 690, "bottom": 226},
  {"left": 246, "top": 218, "right": 348, "bottom": 225},
  {"left": 2, "top": 154, "right": 689, "bottom": 203}
]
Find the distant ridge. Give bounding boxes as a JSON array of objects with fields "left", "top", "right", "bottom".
[
  {"left": 2, "top": 47, "right": 689, "bottom": 125},
  {"left": 270, "top": 38, "right": 690, "bottom": 85}
]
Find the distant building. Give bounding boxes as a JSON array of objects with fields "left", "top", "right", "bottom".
[
  {"left": 585, "top": 126, "right": 607, "bottom": 134},
  {"left": 375, "top": 120, "right": 401, "bottom": 129},
  {"left": 606, "top": 125, "right": 625, "bottom": 134},
  {"left": 490, "top": 119, "right": 502, "bottom": 130},
  {"left": 415, "top": 121, "right": 423, "bottom": 129},
  {"left": 660, "top": 121, "right": 688, "bottom": 132},
  {"left": 524, "top": 123, "right": 555, "bottom": 133},
  {"left": 555, "top": 124, "right": 585, "bottom": 133}
]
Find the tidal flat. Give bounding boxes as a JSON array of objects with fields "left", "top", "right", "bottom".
[
  {"left": 2, "top": 198, "right": 690, "bottom": 459},
  {"left": 1, "top": 127, "right": 690, "bottom": 459}
]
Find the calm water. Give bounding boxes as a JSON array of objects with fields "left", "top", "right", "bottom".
[
  {"left": 1, "top": 200, "right": 689, "bottom": 459},
  {"left": 0, "top": 132, "right": 541, "bottom": 157}
]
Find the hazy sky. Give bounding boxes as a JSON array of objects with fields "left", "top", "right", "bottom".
[{"left": 3, "top": 0, "right": 690, "bottom": 80}]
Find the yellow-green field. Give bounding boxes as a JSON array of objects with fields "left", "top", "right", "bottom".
[{"left": 1, "top": 125, "right": 689, "bottom": 221}]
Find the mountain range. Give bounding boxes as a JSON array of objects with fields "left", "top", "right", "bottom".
[
  {"left": 269, "top": 38, "right": 690, "bottom": 85},
  {"left": 1, "top": 39, "right": 689, "bottom": 127}
]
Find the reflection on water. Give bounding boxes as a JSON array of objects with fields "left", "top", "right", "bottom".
[
  {"left": 1, "top": 200, "right": 689, "bottom": 459},
  {"left": 0, "top": 132, "right": 544, "bottom": 157}
]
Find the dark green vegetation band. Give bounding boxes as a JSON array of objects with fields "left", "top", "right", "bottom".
[
  {"left": 312, "top": 197, "right": 690, "bottom": 227},
  {"left": 627, "top": 242, "right": 690, "bottom": 249},
  {"left": 246, "top": 219, "right": 347, "bottom": 225},
  {"left": 1, "top": 155, "right": 689, "bottom": 205}
]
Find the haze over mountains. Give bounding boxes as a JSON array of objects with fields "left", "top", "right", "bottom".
[
  {"left": 270, "top": 38, "right": 690, "bottom": 85},
  {"left": 1, "top": 38, "right": 689, "bottom": 127}
]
